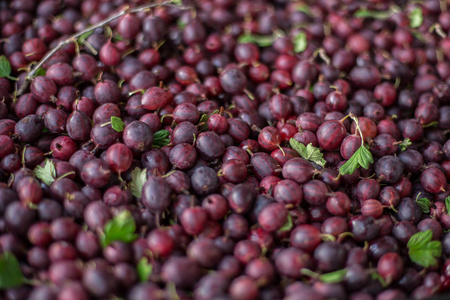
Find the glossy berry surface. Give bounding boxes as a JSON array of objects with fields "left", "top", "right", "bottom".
[{"left": 0, "top": 1, "right": 448, "bottom": 299}]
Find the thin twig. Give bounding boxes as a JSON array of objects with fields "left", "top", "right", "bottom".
[{"left": 17, "top": 0, "right": 188, "bottom": 97}]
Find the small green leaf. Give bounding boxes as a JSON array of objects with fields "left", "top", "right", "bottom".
[
  {"left": 197, "top": 113, "right": 209, "bottom": 132},
  {"left": 253, "top": 36, "right": 274, "bottom": 47},
  {"left": 354, "top": 9, "right": 392, "bottom": 19},
  {"left": 278, "top": 214, "right": 293, "bottom": 232},
  {"left": 410, "top": 7, "right": 423, "bottom": 28},
  {"left": 445, "top": 196, "right": 450, "bottom": 215},
  {"left": 111, "top": 116, "right": 125, "bottom": 132},
  {"left": 171, "top": 0, "right": 183, "bottom": 5},
  {"left": 34, "top": 68, "right": 46, "bottom": 77},
  {"left": 113, "top": 34, "right": 124, "bottom": 41},
  {"left": 34, "top": 159, "right": 56, "bottom": 186},
  {"left": 237, "top": 34, "right": 274, "bottom": 47},
  {"left": 100, "top": 210, "right": 139, "bottom": 248},
  {"left": 198, "top": 110, "right": 219, "bottom": 132},
  {"left": 152, "top": 130, "right": 170, "bottom": 148},
  {"left": 0, "top": 56, "right": 12, "bottom": 78},
  {"left": 296, "top": 4, "right": 312, "bottom": 16},
  {"left": 78, "top": 30, "right": 94, "bottom": 44},
  {"left": 177, "top": 19, "right": 187, "bottom": 30},
  {"left": 399, "top": 138, "right": 412, "bottom": 151},
  {"left": 198, "top": 113, "right": 209, "bottom": 124},
  {"left": 137, "top": 257, "right": 153, "bottom": 282},
  {"left": 289, "top": 139, "right": 326, "bottom": 167},
  {"left": 407, "top": 229, "right": 442, "bottom": 268},
  {"left": 129, "top": 167, "right": 147, "bottom": 199},
  {"left": 0, "top": 251, "right": 25, "bottom": 289},
  {"left": 293, "top": 32, "right": 307, "bottom": 53},
  {"left": 415, "top": 194, "right": 431, "bottom": 214},
  {"left": 319, "top": 269, "right": 347, "bottom": 283},
  {"left": 339, "top": 144, "right": 373, "bottom": 175},
  {"left": 237, "top": 34, "right": 255, "bottom": 44}
]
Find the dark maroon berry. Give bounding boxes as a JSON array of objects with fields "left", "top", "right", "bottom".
[
  {"left": 81, "top": 159, "right": 111, "bottom": 188},
  {"left": 15, "top": 93, "right": 38, "bottom": 119},
  {"left": 117, "top": 14, "right": 141, "bottom": 40},
  {"left": 50, "top": 136, "right": 77, "bottom": 161},
  {"left": 316, "top": 120, "right": 347, "bottom": 151},
  {"left": 196, "top": 131, "right": 225, "bottom": 162},
  {"left": 66, "top": 110, "right": 91, "bottom": 141},
  {"left": 73, "top": 54, "right": 99, "bottom": 81},
  {"left": 169, "top": 143, "right": 197, "bottom": 170},
  {"left": 375, "top": 155, "right": 404, "bottom": 184},
  {"left": 99, "top": 42, "right": 121, "bottom": 66},
  {"left": 219, "top": 159, "right": 248, "bottom": 183},
  {"left": 14, "top": 114, "right": 44, "bottom": 143},
  {"left": 46, "top": 62, "right": 75, "bottom": 86},
  {"left": 44, "top": 108, "right": 67, "bottom": 134},
  {"left": 420, "top": 167, "right": 447, "bottom": 193},
  {"left": 22, "top": 38, "right": 47, "bottom": 61},
  {"left": 142, "top": 175, "right": 172, "bottom": 214},
  {"left": 94, "top": 80, "right": 121, "bottom": 105},
  {"left": 142, "top": 87, "right": 171, "bottom": 111},
  {"left": 31, "top": 76, "right": 57, "bottom": 103},
  {"left": 220, "top": 67, "right": 247, "bottom": 94},
  {"left": 17, "top": 177, "right": 42, "bottom": 206}
]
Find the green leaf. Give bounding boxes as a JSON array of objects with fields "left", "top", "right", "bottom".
[
  {"left": 137, "top": 257, "right": 153, "bottom": 282},
  {"left": 289, "top": 139, "right": 326, "bottom": 167},
  {"left": 129, "top": 167, "right": 147, "bottom": 199},
  {"left": 354, "top": 9, "right": 392, "bottom": 19},
  {"left": 445, "top": 196, "right": 450, "bottom": 215},
  {"left": 152, "top": 130, "right": 170, "bottom": 148},
  {"left": 34, "top": 68, "right": 46, "bottom": 77},
  {"left": 409, "top": 7, "right": 423, "bottom": 28},
  {"left": 253, "top": 36, "right": 274, "bottom": 47},
  {"left": 111, "top": 116, "right": 125, "bottom": 132},
  {"left": 293, "top": 32, "right": 307, "bottom": 53},
  {"left": 319, "top": 269, "right": 347, "bottom": 283},
  {"left": 278, "top": 214, "right": 293, "bottom": 232},
  {"left": 197, "top": 110, "right": 219, "bottom": 132},
  {"left": 198, "top": 113, "right": 209, "bottom": 124},
  {"left": 0, "top": 56, "right": 12, "bottom": 78},
  {"left": 415, "top": 194, "right": 431, "bottom": 214},
  {"left": 197, "top": 114, "right": 209, "bottom": 132},
  {"left": 0, "top": 251, "right": 25, "bottom": 289},
  {"left": 338, "top": 145, "right": 373, "bottom": 175},
  {"left": 237, "top": 34, "right": 255, "bottom": 44},
  {"left": 296, "top": 3, "right": 312, "bottom": 16},
  {"left": 34, "top": 159, "right": 56, "bottom": 186},
  {"left": 237, "top": 34, "right": 274, "bottom": 47},
  {"left": 100, "top": 210, "right": 139, "bottom": 248},
  {"left": 171, "top": 0, "right": 183, "bottom": 5},
  {"left": 407, "top": 229, "right": 442, "bottom": 268},
  {"left": 78, "top": 30, "right": 94, "bottom": 44},
  {"left": 399, "top": 138, "right": 412, "bottom": 151},
  {"left": 177, "top": 19, "right": 186, "bottom": 30},
  {"left": 113, "top": 34, "right": 124, "bottom": 41}
]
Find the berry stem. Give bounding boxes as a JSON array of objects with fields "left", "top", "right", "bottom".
[{"left": 349, "top": 113, "right": 365, "bottom": 147}]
